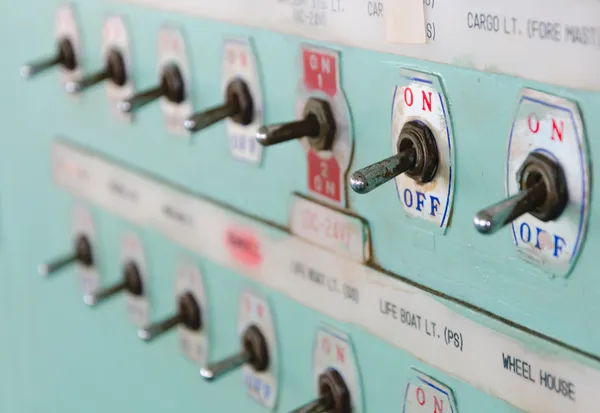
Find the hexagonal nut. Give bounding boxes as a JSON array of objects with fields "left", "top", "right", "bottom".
[
  {"left": 397, "top": 121, "right": 439, "bottom": 184},
  {"left": 517, "top": 151, "right": 568, "bottom": 221},
  {"left": 303, "top": 97, "right": 337, "bottom": 151},
  {"left": 106, "top": 48, "right": 127, "bottom": 87},
  {"left": 161, "top": 63, "right": 186, "bottom": 104},
  {"left": 318, "top": 368, "right": 350, "bottom": 413},
  {"left": 226, "top": 78, "right": 254, "bottom": 126}
]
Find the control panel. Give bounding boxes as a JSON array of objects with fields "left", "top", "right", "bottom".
[{"left": 2, "top": 0, "right": 600, "bottom": 412}]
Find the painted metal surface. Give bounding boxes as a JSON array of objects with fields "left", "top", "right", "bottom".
[{"left": 2, "top": 1, "right": 600, "bottom": 412}]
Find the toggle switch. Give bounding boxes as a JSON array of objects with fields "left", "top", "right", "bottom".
[
  {"left": 200, "top": 325, "right": 269, "bottom": 381},
  {"left": 20, "top": 37, "right": 77, "bottom": 79},
  {"left": 256, "top": 98, "right": 335, "bottom": 150},
  {"left": 64, "top": 49, "right": 127, "bottom": 94},
  {"left": 289, "top": 369, "right": 350, "bottom": 413},
  {"left": 184, "top": 78, "right": 253, "bottom": 133},
  {"left": 138, "top": 291, "right": 201, "bottom": 342},
  {"left": 350, "top": 120, "right": 438, "bottom": 194},
  {"left": 117, "top": 63, "right": 185, "bottom": 113},
  {"left": 38, "top": 234, "right": 94, "bottom": 277},
  {"left": 83, "top": 261, "right": 143, "bottom": 306},
  {"left": 474, "top": 152, "right": 568, "bottom": 234}
]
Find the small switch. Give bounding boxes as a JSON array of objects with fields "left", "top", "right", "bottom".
[
  {"left": 83, "top": 261, "right": 143, "bottom": 306},
  {"left": 138, "top": 291, "right": 201, "bottom": 342},
  {"left": 350, "top": 120, "right": 439, "bottom": 194},
  {"left": 474, "top": 152, "right": 568, "bottom": 234},
  {"left": 184, "top": 78, "right": 253, "bottom": 133},
  {"left": 289, "top": 368, "right": 351, "bottom": 413},
  {"left": 256, "top": 98, "right": 335, "bottom": 150},
  {"left": 200, "top": 325, "right": 269, "bottom": 382},
  {"left": 38, "top": 234, "right": 93, "bottom": 277},
  {"left": 118, "top": 63, "right": 185, "bottom": 113},
  {"left": 64, "top": 49, "right": 127, "bottom": 94},
  {"left": 21, "top": 37, "right": 77, "bottom": 79}
]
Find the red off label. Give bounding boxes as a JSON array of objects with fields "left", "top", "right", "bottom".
[
  {"left": 302, "top": 49, "right": 337, "bottom": 96},
  {"left": 307, "top": 149, "right": 342, "bottom": 203},
  {"left": 224, "top": 227, "right": 262, "bottom": 267}
]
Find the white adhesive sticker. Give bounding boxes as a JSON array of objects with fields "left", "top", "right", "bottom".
[
  {"left": 175, "top": 258, "right": 209, "bottom": 365},
  {"left": 102, "top": 16, "right": 135, "bottom": 122},
  {"left": 121, "top": 232, "right": 150, "bottom": 326},
  {"left": 72, "top": 204, "right": 99, "bottom": 295},
  {"left": 402, "top": 369, "right": 458, "bottom": 413},
  {"left": 383, "top": 0, "right": 426, "bottom": 44},
  {"left": 506, "top": 89, "right": 589, "bottom": 277},
  {"left": 52, "top": 141, "right": 600, "bottom": 413},
  {"left": 117, "top": 0, "right": 600, "bottom": 91},
  {"left": 297, "top": 46, "right": 353, "bottom": 208},
  {"left": 222, "top": 39, "right": 265, "bottom": 165},
  {"left": 289, "top": 193, "right": 370, "bottom": 263},
  {"left": 238, "top": 291, "right": 278, "bottom": 410},
  {"left": 392, "top": 71, "right": 454, "bottom": 233},
  {"left": 55, "top": 5, "right": 82, "bottom": 89},
  {"left": 157, "top": 27, "right": 193, "bottom": 136},
  {"left": 313, "top": 328, "right": 364, "bottom": 413}
]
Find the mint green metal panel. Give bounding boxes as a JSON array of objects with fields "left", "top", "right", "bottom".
[{"left": 1, "top": 0, "right": 599, "bottom": 412}]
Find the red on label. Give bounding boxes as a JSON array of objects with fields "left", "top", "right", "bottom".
[
  {"left": 307, "top": 150, "right": 342, "bottom": 203},
  {"left": 321, "top": 337, "right": 331, "bottom": 354},
  {"left": 414, "top": 386, "right": 445, "bottom": 412},
  {"left": 404, "top": 87, "right": 433, "bottom": 113},
  {"left": 335, "top": 345, "right": 345, "bottom": 363},
  {"left": 528, "top": 113, "right": 540, "bottom": 133},
  {"left": 227, "top": 48, "right": 248, "bottom": 68},
  {"left": 302, "top": 49, "right": 337, "bottom": 96},
  {"left": 224, "top": 227, "right": 262, "bottom": 267},
  {"left": 551, "top": 118, "right": 564, "bottom": 142},
  {"left": 257, "top": 302, "right": 264, "bottom": 318},
  {"left": 416, "top": 387, "right": 426, "bottom": 405}
]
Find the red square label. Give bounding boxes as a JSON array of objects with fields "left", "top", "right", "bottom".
[
  {"left": 307, "top": 149, "right": 342, "bottom": 203},
  {"left": 302, "top": 49, "right": 338, "bottom": 97}
]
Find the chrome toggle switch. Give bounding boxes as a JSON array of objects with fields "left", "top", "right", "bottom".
[
  {"left": 64, "top": 49, "right": 127, "bottom": 94},
  {"left": 474, "top": 152, "right": 568, "bottom": 235},
  {"left": 38, "top": 234, "right": 94, "bottom": 277},
  {"left": 138, "top": 291, "right": 201, "bottom": 342},
  {"left": 184, "top": 78, "right": 253, "bottom": 133},
  {"left": 289, "top": 369, "right": 350, "bottom": 413},
  {"left": 20, "top": 37, "right": 77, "bottom": 79},
  {"left": 117, "top": 63, "right": 185, "bottom": 113},
  {"left": 83, "top": 261, "right": 143, "bottom": 306},
  {"left": 200, "top": 325, "right": 269, "bottom": 382},
  {"left": 350, "top": 121, "right": 438, "bottom": 194},
  {"left": 256, "top": 98, "right": 336, "bottom": 150}
]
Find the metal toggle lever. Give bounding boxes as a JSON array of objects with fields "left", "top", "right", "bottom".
[
  {"left": 21, "top": 38, "right": 77, "bottom": 79},
  {"left": 118, "top": 64, "right": 185, "bottom": 113},
  {"left": 83, "top": 261, "right": 143, "bottom": 306},
  {"left": 288, "top": 369, "right": 350, "bottom": 413},
  {"left": 256, "top": 98, "right": 336, "bottom": 151},
  {"left": 184, "top": 78, "right": 253, "bottom": 133},
  {"left": 64, "top": 49, "right": 127, "bottom": 94},
  {"left": 350, "top": 121, "right": 438, "bottom": 194},
  {"left": 38, "top": 234, "right": 94, "bottom": 277},
  {"left": 138, "top": 291, "right": 201, "bottom": 342},
  {"left": 474, "top": 152, "right": 568, "bottom": 235},
  {"left": 200, "top": 325, "right": 269, "bottom": 382}
]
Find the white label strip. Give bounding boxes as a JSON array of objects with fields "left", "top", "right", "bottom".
[
  {"left": 118, "top": 0, "right": 600, "bottom": 91},
  {"left": 289, "top": 194, "right": 370, "bottom": 263},
  {"left": 52, "top": 141, "right": 600, "bottom": 412}
]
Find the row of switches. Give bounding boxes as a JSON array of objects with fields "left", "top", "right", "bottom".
[
  {"left": 23, "top": 41, "right": 569, "bottom": 239},
  {"left": 21, "top": 40, "right": 333, "bottom": 148},
  {"left": 39, "top": 234, "right": 351, "bottom": 413}
]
